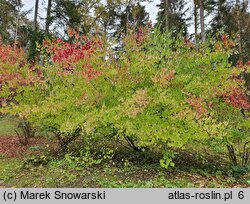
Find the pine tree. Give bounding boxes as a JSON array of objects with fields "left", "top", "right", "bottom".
[
  {"left": 199, "top": 0, "right": 205, "bottom": 41},
  {"left": 0, "top": 0, "right": 31, "bottom": 45},
  {"left": 193, "top": 0, "right": 199, "bottom": 46},
  {"left": 209, "top": 0, "right": 233, "bottom": 36},
  {"left": 97, "top": 0, "right": 150, "bottom": 39},
  {"left": 209, "top": 0, "right": 250, "bottom": 60},
  {"left": 45, "top": 0, "right": 52, "bottom": 35},
  {"left": 119, "top": 1, "right": 149, "bottom": 36},
  {"left": 34, "top": 0, "right": 39, "bottom": 30},
  {"left": 156, "top": 0, "right": 190, "bottom": 36}
]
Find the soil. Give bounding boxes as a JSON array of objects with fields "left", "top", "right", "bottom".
[{"left": 0, "top": 136, "right": 47, "bottom": 158}]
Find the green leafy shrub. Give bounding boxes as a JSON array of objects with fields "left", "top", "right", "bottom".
[{"left": 2, "top": 29, "right": 249, "bottom": 169}]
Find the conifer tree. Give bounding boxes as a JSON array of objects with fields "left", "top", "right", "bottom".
[{"left": 156, "top": 0, "right": 190, "bottom": 36}]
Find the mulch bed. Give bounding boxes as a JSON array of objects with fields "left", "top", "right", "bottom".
[{"left": 0, "top": 136, "right": 48, "bottom": 158}]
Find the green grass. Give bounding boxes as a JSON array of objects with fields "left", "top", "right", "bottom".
[
  {"left": 0, "top": 116, "right": 18, "bottom": 137},
  {"left": 0, "top": 150, "right": 249, "bottom": 188},
  {"left": 0, "top": 156, "right": 50, "bottom": 187}
]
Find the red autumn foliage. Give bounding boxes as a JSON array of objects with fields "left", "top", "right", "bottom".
[
  {"left": 0, "top": 43, "right": 45, "bottom": 109},
  {"left": 236, "top": 60, "right": 250, "bottom": 73},
  {"left": 222, "top": 89, "right": 250, "bottom": 110},
  {"left": 136, "top": 26, "right": 151, "bottom": 44},
  {"left": 0, "top": 43, "right": 26, "bottom": 65},
  {"left": 127, "top": 24, "right": 152, "bottom": 45},
  {"left": 43, "top": 36, "right": 100, "bottom": 65},
  {"left": 82, "top": 65, "right": 102, "bottom": 80},
  {"left": 221, "top": 34, "right": 235, "bottom": 49},
  {"left": 236, "top": 60, "right": 244, "bottom": 68},
  {"left": 186, "top": 95, "right": 208, "bottom": 116},
  {"left": 42, "top": 31, "right": 103, "bottom": 80}
]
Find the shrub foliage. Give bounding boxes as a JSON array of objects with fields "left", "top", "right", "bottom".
[{"left": 1, "top": 29, "right": 250, "bottom": 168}]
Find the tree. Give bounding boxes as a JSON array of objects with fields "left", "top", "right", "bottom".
[
  {"left": 0, "top": 0, "right": 31, "bottom": 46},
  {"left": 101, "top": 0, "right": 150, "bottom": 40},
  {"left": 48, "top": 0, "right": 101, "bottom": 35},
  {"left": 199, "top": 0, "right": 205, "bottom": 42},
  {"left": 34, "top": 0, "right": 39, "bottom": 30},
  {"left": 27, "top": 0, "right": 42, "bottom": 61},
  {"left": 209, "top": 0, "right": 233, "bottom": 36},
  {"left": 192, "top": 0, "right": 215, "bottom": 44},
  {"left": 45, "top": 0, "right": 52, "bottom": 35},
  {"left": 209, "top": 0, "right": 250, "bottom": 61},
  {"left": 0, "top": 0, "right": 15, "bottom": 43},
  {"left": 91, "top": 0, "right": 118, "bottom": 35},
  {"left": 157, "top": 0, "right": 190, "bottom": 36},
  {"left": 119, "top": 1, "right": 149, "bottom": 36},
  {"left": 164, "top": 0, "right": 170, "bottom": 31},
  {"left": 234, "top": 0, "right": 250, "bottom": 61},
  {"left": 193, "top": 0, "right": 199, "bottom": 47}
]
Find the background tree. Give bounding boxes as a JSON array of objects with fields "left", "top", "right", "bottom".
[
  {"left": 119, "top": 1, "right": 149, "bottom": 36},
  {"left": 208, "top": 0, "right": 250, "bottom": 61},
  {"left": 0, "top": 0, "right": 29, "bottom": 44},
  {"left": 99, "top": 0, "right": 151, "bottom": 39},
  {"left": 192, "top": 0, "right": 215, "bottom": 43},
  {"left": 199, "top": 0, "right": 205, "bottom": 41},
  {"left": 48, "top": 0, "right": 103, "bottom": 35},
  {"left": 209, "top": 0, "right": 233, "bottom": 36},
  {"left": 233, "top": 0, "right": 250, "bottom": 61},
  {"left": 34, "top": 0, "right": 39, "bottom": 30},
  {"left": 45, "top": 0, "right": 52, "bottom": 35},
  {"left": 193, "top": 0, "right": 198, "bottom": 46},
  {"left": 157, "top": 0, "right": 190, "bottom": 36}
]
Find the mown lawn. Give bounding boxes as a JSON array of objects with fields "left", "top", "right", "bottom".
[
  {"left": 0, "top": 117, "right": 249, "bottom": 188},
  {"left": 0, "top": 116, "right": 18, "bottom": 137}
]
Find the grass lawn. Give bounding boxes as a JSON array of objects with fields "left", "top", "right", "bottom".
[{"left": 0, "top": 116, "right": 18, "bottom": 137}]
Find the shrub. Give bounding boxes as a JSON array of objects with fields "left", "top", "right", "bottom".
[
  {"left": 15, "top": 119, "right": 36, "bottom": 145},
  {"left": 1, "top": 29, "right": 249, "bottom": 169}
]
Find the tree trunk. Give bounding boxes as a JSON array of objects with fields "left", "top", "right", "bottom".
[
  {"left": 194, "top": 0, "right": 198, "bottom": 48},
  {"left": 14, "top": 9, "right": 19, "bottom": 48},
  {"left": 34, "top": 0, "right": 39, "bottom": 30},
  {"left": 45, "top": 0, "right": 52, "bottom": 35},
  {"left": 199, "top": 0, "right": 205, "bottom": 42},
  {"left": 236, "top": 0, "right": 242, "bottom": 60},
  {"left": 165, "top": 0, "right": 170, "bottom": 31},
  {"left": 125, "top": 4, "right": 129, "bottom": 36},
  {"left": 217, "top": 0, "right": 223, "bottom": 27}
]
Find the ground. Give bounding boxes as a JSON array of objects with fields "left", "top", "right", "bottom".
[{"left": 0, "top": 116, "right": 249, "bottom": 188}]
